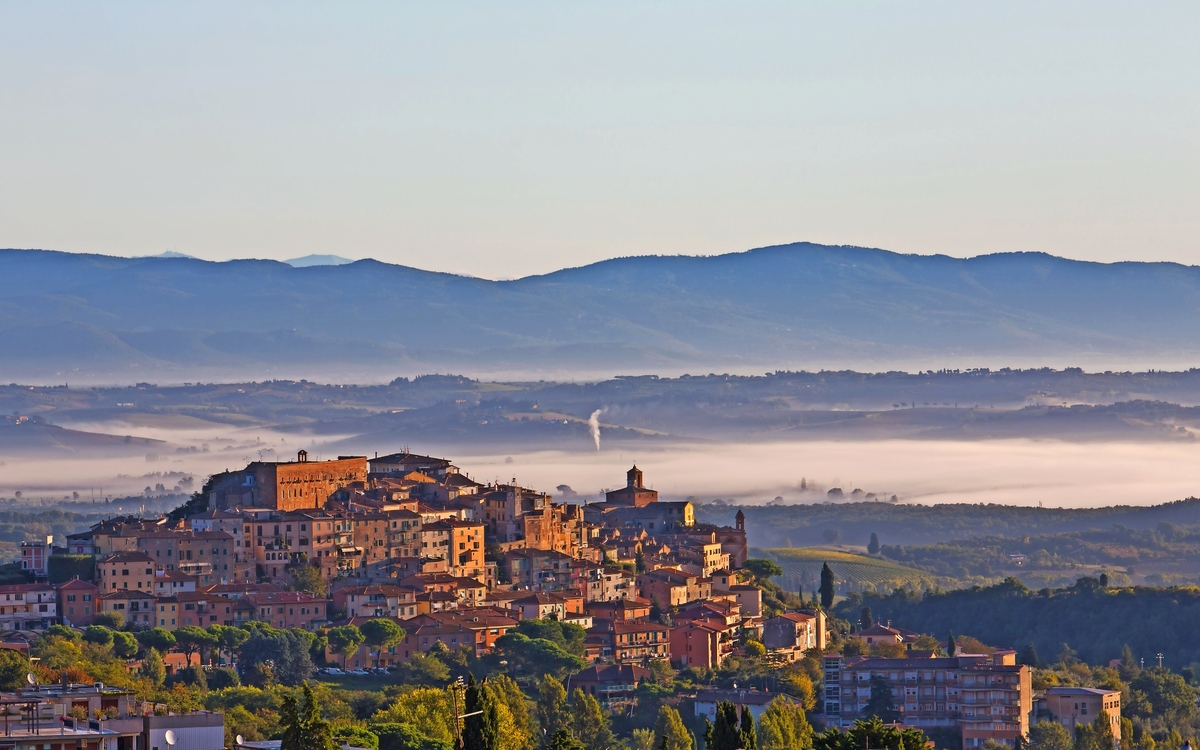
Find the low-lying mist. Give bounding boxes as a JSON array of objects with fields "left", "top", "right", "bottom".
[{"left": 4, "top": 412, "right": 1195, "bottom": 510}]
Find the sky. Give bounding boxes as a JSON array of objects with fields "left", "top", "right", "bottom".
[{"left": 1, "top": 2, "right": 1198, "bottom": 280}]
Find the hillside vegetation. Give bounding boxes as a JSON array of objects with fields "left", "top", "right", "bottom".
[
  {"left": 835, "top": 577, "right": 1200, "bottom": 669},
  {"left": 756, "top": 547, "right": 944, "bottom": 595}
]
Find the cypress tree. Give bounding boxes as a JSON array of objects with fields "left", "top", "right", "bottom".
[
  {"left": 819, "top": 563, "right": 835, "bottom": 609},
  {"left": 947, "top": 631, "right": 957, "bottom": 657},
  {"left": 739, "top": 706, "right": 757, "bottom": 750},
  {"left": 537, "top": 675, "right": 568, "bottom": 739},
  {"left": 462, "top": 677, "right": 500, "bottom": 750},
  {"left": 710, "top": 702, "right": 742, "bottom": 750},
  {"left": 868, "top": 533, "right": 880, "bottom": 556},
  {"left": 570, "top": 689, "right": 615, "bottom": 750}
]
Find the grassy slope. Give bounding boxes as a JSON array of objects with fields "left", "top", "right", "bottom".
[{"left": 756, "top": 547, "right": 944, "bottom": 594}]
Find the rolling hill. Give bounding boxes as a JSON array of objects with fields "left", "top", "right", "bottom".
[
  {"left": 756, "top": 547, "right": 943, "bottom": 594},
  {"left": 5, "top": 242, "right": 1200, "bottom": 381}
]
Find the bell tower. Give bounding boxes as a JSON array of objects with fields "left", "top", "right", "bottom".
[
  {"left": 627, "top": 465, "right": 644, "bottom": 489},
  {"left": 735, "top": 509, "right": 745, "bottom": 531}
]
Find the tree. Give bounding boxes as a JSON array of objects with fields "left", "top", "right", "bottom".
[
  {"left": 83, "top": 626, "right": 113, "bottom": 647},
  {"left": 1074, "top": 713, "right": 1114, "bottom": 750},
  {"left": 538, "top": 675, "right": 568, "bottom": 739},
  {"left": 495, "top": 633, "right": 586, "bottom": 677},
  {"left": 946, "top": 630, "right": 957, "bottom": 657},
  {"left": 1018, "top": 642, "right": 1039, "bottom": 667},
  {"left": 238, "top": 627, "right": 315, "bottom": 686},
  {"left": 208, "top": 667, "right": 241, "bottom": 689},
  {"left": 0, "top": 649, "right": 30, "bottom": 691},
  {"left": 739, "top": 706, "right": 757, "bottom": 750},
  {"left": 93, "top": 611, "right": 124, "bottom": 629},
  {"left": 743, "top": 559, "right": 783, "bottom": 582},
  {"left": 142, "top": 648, "right": 166, "bottom": 685},
  {"left": 112, "top": 631, "right": 138, "bottom": 659},
  {"left": 1130, "top": 668, "right": 1195, "bottom": 722},
  {"left": 862, "top": 675, "right": 898, "bottom": 722},
  {"left": 175, "top": 626, "right": 219, "bottom": 665},
  {"left": 632, "top": 729, "right": 655, "bottom": 750},
  {"left": 757, "top": 697, "right": 813, "bottom": 750},
  {"left": 462, "top": 677, "right": 502, "bottom": 750},
  {"left": 486, "top": 674, "right": 535, "bottom": 750},
  {"left": 46, "top": 624, "right": 77, "bottom": 641},
  {"left": 868, "top": 533, "right": 880, "bottom": 556},
  {"left": 361, "top": 620, "right": 407, "bottom": 662},
  {"left": 215, "top": 625, "right": 249, "bottom": 665},
  {"left": 654, "top": 705, "right": 693, "bottom": 750},
  {"left": 544, "top": 730, "right": 584, "bottom": 750},
  {"left": 823, "top": 529, "right": 841, "bottom": 544},
  {"left": 372, "top": 723, "right": 452, "bottom": 750},
  {"left": 281, "top": 682, "right": 335, "bottom": 750},
  {"left": 327, "top": 625, "right": 365, "bottom": 667},
  {"left": 334, "top": 728, "right": 379, "bottom": 750},
  {"left": 291, "top": 563, "right": 328, "bottom": 597},
  {"left": 1028, "top": 722, "right": 1073, "bottom": 750},
  {"left": 570, "top": 689, "right": 615, "bottom": 750},
  {"left": 137, "top": 627, "right": 177, "bottom": 653},
  {"left": 812, "top": 718, "right": 927, "bottom": 750},
  {"left": 819, "top": 563, "right": 835, "bottom": 609},
  {"left": 709, "top": 702, "right": 742, "bottom": 750},
  {"left": 860, "top": 607, "right": 874, "bottom": 628}
]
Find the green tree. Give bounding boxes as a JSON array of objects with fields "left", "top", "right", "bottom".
[
  {"left": 495, "top": 634, "right": 585, "bottom": 677},
  {"left": 143, "top": 648, "right": 166, "bottom": 685},
  {"left": 654, "top": 705, "right": 693, "bottom": 750},
  {"left": 860, "top": 608, "right": 874, "bottom": 628},
  {"left": 83, "top": 626, "right": 113, "bottom": 647},
  {"left": 743, "top": 559, "right": 783, "bottom": 582},
  {"left": 538, "top": 675, "right": 568, "bottom": 739},
  {"left": 327, "top": 625, "right": 365, "bottom": 667},
  {"left": 757, "top": 697, "right": 812, "bottom": 750},
  {"left": 175, "top": 626, "right": 218, "bottom": 664},
  {"left": 137, "top": 627, "right": 177, "bottom": 653},
  {"left": 281, "top": 682, "right": 335, "bottom": 750},
  {"left": 863, "top": 676, "right": 897, "bottom": 722},
  {"left": 812, "top": 718, "right": 927, "bottom": 750},
  {"left": 463, "top": 677, "right": 502, "bottom": 750},
  {"left": 334, "top": 727, "right": 379, "bottom": 750},
  {"left": 739, "top": 706, "right": 757, "bottom": 750},
  {"left": 709, "top": 702, "right": 742, "bottom": 750},
  {"left": 1074, "top": 713, "right": 1114, "bottom": 750},
  {"left": 946, "top": 630, "right": 957, "bottom": 657},
  {"left": 93, "top": 611, "right": 124, "bottom": 629},
  {"left": 570, "top": 689, "right": 615, "bottom": 750},
  {"left": 544, "top": 730, "right": 584, "bottom": 750},
  {"left": 1130, "top": 668, "right": 1195, "bottom": 722},
  {"left": 0, "top": 649, "right": 30, "bottom": 691},
  {"left": 46, "top": 624, "right": 77, "bottom": 641},
  {"left": 632, "top": 729, "right": 655, "bottom": 750},
  {"left": 819, "top": 563, "right": 835, "bottom": 609},
  {"left": 1018, "top": 642, "right": 1038, "bottom": 667},
  {"left": 868, "top": 533, "right": 880, "bottom": 556},
  {"left": 112, "top": 631, "right": 138, "bottom": 659},
  {"left": 1028, "top": 723, "right": 1072, "bottom": 750},
  {"left": 371, "top": 723, "right": 452, "bottom": 750},
  {"left": 361, "top": 620, "right": 407, "bottom": 661},
  {"left": 290, "top": 563, "right": 328, "bottom": 597}
]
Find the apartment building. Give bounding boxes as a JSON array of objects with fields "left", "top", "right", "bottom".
[
  {"left": 0, "top": 583, "right": 57, "bottom": 630},
  {"left": 96, "top": 552, "right": 160, "bottom": 592},
  {"left": 57, "top": 578, "right": 100, "bottom": 627},
  {"left": 1037, "top": 687, "right": 1121, "bottom": 738},
  {"left": 822, "top": 651, "right": 1032, "bottom": 748}
]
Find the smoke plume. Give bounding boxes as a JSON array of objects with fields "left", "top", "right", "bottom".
[{"left": 588, "top": 409, "right": 603, "bottom": 451}]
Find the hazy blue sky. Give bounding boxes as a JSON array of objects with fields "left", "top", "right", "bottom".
[{"left": 1, "top": 2, "right": 1197, "bottom": 279}]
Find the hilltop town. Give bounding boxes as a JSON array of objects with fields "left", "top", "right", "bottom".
[{"left": 0, "top": 448, "right": 1163, "bottom": 750}]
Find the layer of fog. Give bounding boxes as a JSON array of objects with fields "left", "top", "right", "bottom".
[
  {"left": 453, "top": 440, "right": 1200, "bottom": 510},
  {"left": 3, "top": 420, "right": 1198, "bottom": 510}
]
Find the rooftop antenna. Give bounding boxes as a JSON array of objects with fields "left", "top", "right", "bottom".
[
  {"left": 165, "top": 730, "right": 177, "bottom": 747},
  {"left": 25, "top": 672, "right": 35, "bottom": 687},
  {"left": 236, "top": 736, "right": 245, "bottom": 746}
]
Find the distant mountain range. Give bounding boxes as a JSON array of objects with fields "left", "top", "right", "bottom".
[{"left": 3, "top": 242, "right": 1200, "bottom": 382}]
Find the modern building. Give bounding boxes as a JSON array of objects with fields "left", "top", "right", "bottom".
[
  {"left": 821, "top": 651, "right": 1032, "bottom": 748},
  {"left": 1037, "top": 687, "right": 1121, "bottom": 738}
]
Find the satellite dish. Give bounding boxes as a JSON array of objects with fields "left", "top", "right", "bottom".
[
  {"left": 25, "top": 673, "right": 35, "bottom": 686},
  {"left": 236, "top": 736, "right": 245, "bottom": 746},
  {"left": 164, "top": 730, "right": 177, "bottom": 746}
]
